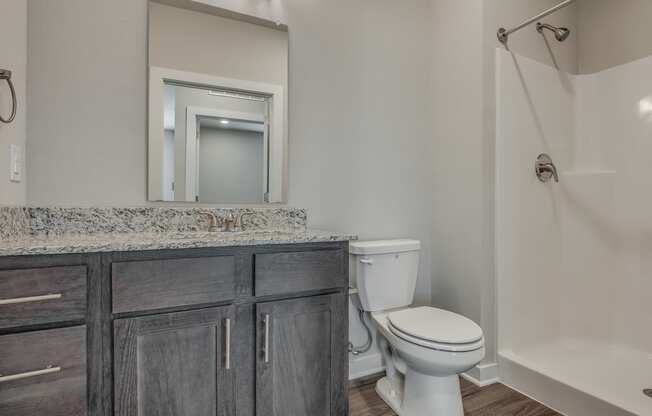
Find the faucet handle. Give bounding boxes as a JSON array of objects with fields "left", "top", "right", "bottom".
[
  {"left": 535, "top": 153, "right": 559, "bottom": 183},
  {"left": 200, "top": 211, "right": 221, "bottom": 232},
  {"left": 235, "top": 211, "right": 256, "bottom": 232}
]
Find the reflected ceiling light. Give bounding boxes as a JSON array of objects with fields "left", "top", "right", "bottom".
[
  {"left": 220, "top": 119, "right": 230, "bottom": 125},
  {"left": 638, "top": 96, "right": 652, "bottom": 122}
]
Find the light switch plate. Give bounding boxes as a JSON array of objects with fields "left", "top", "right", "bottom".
[{"left": 9, "top": 144, "right": 22, "bottom": 183}]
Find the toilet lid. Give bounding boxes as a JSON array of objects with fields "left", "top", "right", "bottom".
[{"left": 387, "top": 306, "right": 483, "bottom": 345}]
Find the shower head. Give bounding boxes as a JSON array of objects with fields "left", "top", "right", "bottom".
[{"left": 536, "top": 22, "right": 570, "bottom": 42}]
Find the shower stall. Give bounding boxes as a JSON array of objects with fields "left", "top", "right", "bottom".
[{"left": 495, "top": 2, "right": 652, "bottom": 415}]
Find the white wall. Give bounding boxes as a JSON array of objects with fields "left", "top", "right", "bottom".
[
  {"left": 0, "top": 0, "right": 27, "bottom": 205},
  {"left": 496, "top": 47, "right": 652, "bottom": 416},
  {"left": 198, "top": 127, "right": 264, "bottom": 204},
  {"left": 570, "top": 56, "right": 652, "bottom": 357},
  {"left": 496, "top": 49, "right": 574, "bottom": 352}
]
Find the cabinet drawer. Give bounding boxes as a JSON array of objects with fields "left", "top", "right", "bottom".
[
  {"left": 112, "top": 256, "right": 236, "bottom": 313},
  {"left": 255, "top": 249, "right": 346, "bottom": 297},
  {"left": 0, "top": 326, "right": 87, "bottom": 416},
  {"left": 0, "top": 266, "right": 87, "bottom": 330}
]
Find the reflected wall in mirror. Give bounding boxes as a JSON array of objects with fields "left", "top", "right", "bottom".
[{"left": 148, "top": 0, "right": 288, "bottom": 203}]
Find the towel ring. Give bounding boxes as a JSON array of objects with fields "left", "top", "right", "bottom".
[{"left": 0, "top": 69, "right": 17, "bottom": 124}]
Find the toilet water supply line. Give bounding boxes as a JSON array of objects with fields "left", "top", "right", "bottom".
[{"left": 348, "top": 307, "right": 373, "bottom": 356}]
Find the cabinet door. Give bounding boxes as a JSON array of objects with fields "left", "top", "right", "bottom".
[
  {"left": 114, "top": 307, "right": 235, "bottom": 416},
  {"left": 255, "top": 293, "right": 347, "bottom": 416}
]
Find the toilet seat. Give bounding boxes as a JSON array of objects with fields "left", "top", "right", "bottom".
[{"left": 387, "top": 306, "right": 484, "bottom": 352}]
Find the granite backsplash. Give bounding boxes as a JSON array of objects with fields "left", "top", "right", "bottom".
[{"left": 0, "top": 206, "right": 307, "bottom": 239}]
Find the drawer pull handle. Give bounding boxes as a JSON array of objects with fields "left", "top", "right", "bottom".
[
  {"left": 0, "top": 365, "right": 61, "bottom": 383},
  {"left": 263, "top": 314, "right": 271, "bottom": 363},
  {"left": 224, "top": 318, "right": 231, "bottom": 370},
  {"left": 0, "top": 293, "right": 62, "bottom": 305}
]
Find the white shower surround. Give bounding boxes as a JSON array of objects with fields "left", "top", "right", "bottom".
[{"left": 496, "top": 48, "right": 652, "bottom": 416}]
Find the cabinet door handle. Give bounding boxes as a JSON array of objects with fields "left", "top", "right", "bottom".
[
  {"left": 0, "top": 293, "right": 62, "bottom": 305},
  {"left": 263, "top": 314, "right": 270, "bottom": 363},
  {"left": 0, "top": 365, "right": 61, "bottom": 383},
  {"left": 224, "top": 318, "right": 231, "bottom": 370}
]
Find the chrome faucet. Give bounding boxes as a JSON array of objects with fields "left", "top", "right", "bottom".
[
  {"left": 535, "top": 153, "right": 559, "bottom": 183},
  {"left": 223, "top": 211, "right": 237, "bottom": 232},
  {"left": 199, "top": 211, "right": 256, "bottom": 233}
]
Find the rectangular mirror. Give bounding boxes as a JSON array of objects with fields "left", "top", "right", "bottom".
[{"left": 147, "top": 0, "right": 288, "bottom": 203}]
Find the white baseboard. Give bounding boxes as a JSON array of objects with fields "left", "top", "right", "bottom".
[
  {"left": 349, "top": 352, "right": 384, "bottom": 381},
  {"left": 462, "top": 362, "right": 499, "bottom": 387}
]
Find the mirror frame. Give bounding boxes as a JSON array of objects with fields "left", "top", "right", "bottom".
[{"left": 148, "top": 66, "right": 287, "bottom": 203}]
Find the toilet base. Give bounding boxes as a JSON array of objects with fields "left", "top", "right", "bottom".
[
  {"left": 376, "top": 376, "right": 403, "bottom": 415},
  {"left": 375, "top": 371, "right": 464, "bottom": 416}
]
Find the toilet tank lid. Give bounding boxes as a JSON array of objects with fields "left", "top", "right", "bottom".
[{"left": 349, "top": 239, "right": 420, "bottom": 255}]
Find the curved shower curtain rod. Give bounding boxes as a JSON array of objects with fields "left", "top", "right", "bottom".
[{"left": 497, "top": 0, "right": 575, "bottom": 44}]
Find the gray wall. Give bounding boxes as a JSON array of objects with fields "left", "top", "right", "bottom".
[
  {"left": 285, "top": 0, "right": 435, "bottom": 376},
  {"left": 577, "top": 0, "right": 652, "bottom": 73},
  {"left": 198, "top": 127, "right": 264, "bottom": 204},
  {"left": 0, "top": 0, "right": 27, "bottom": 205},
  {"left": 27, "top": 0, "right": 148, "bottom": 205},
  {"left": 285, "top": 0, "right": 435, "bottom": 306},
  {"left": 430, "top": 0, "right": 486, "bottom": 366},
  {"left": 149, "top": 2, "right": 288, "bottom": 89}
]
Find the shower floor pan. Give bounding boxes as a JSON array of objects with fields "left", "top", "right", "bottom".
[{"left": 499, "top": 339, "right": 652, "bottom": 416}]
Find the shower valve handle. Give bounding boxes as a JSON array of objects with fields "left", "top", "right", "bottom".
[{"left": 535, "top": 154, "right": 559, "bottom": 183}]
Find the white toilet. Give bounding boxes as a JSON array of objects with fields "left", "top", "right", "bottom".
[{"left": 350, "top": 239, "right": 485, "bottom": 416}]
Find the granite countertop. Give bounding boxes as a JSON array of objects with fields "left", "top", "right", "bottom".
[{"left": 0, "top": 228, "right": 357, "bottom": 257}]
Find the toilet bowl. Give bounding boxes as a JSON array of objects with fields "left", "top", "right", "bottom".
[
  {"left": 372, "top": 308, "right": 484, "bottom": 416},
  {"left": 349, "top": 240, "right": 485, "bottom": 416}
]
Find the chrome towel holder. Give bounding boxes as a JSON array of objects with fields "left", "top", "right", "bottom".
[{"left": 0, "top": 69, "right": 17, "bottom": 124}]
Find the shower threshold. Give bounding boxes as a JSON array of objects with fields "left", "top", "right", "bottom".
[{"left": 499, "top": 339, "right": 651, "bottom": 416}]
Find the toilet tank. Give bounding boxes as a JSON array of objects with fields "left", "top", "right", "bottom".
[{"left": 349, "top": 239, "right": 420, "bottom": 312}]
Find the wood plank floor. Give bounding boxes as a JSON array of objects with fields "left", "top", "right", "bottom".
[{"left": 349, "top": 376, "right": 560, "bottom": 416}]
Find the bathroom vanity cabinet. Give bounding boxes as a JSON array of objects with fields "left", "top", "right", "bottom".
[{"left": 0, "top": 242, "right": 349, "bottom": 416}]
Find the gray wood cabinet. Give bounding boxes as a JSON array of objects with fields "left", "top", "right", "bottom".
[
  {"left": 256, "top": 294, "right": 348, "bottom": 416},
  {"left": 113, "top": 307, "right": 235, "bottom": 416},
  {"left": 0, "top": 242, "right": 349, "bottom": 416}
]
